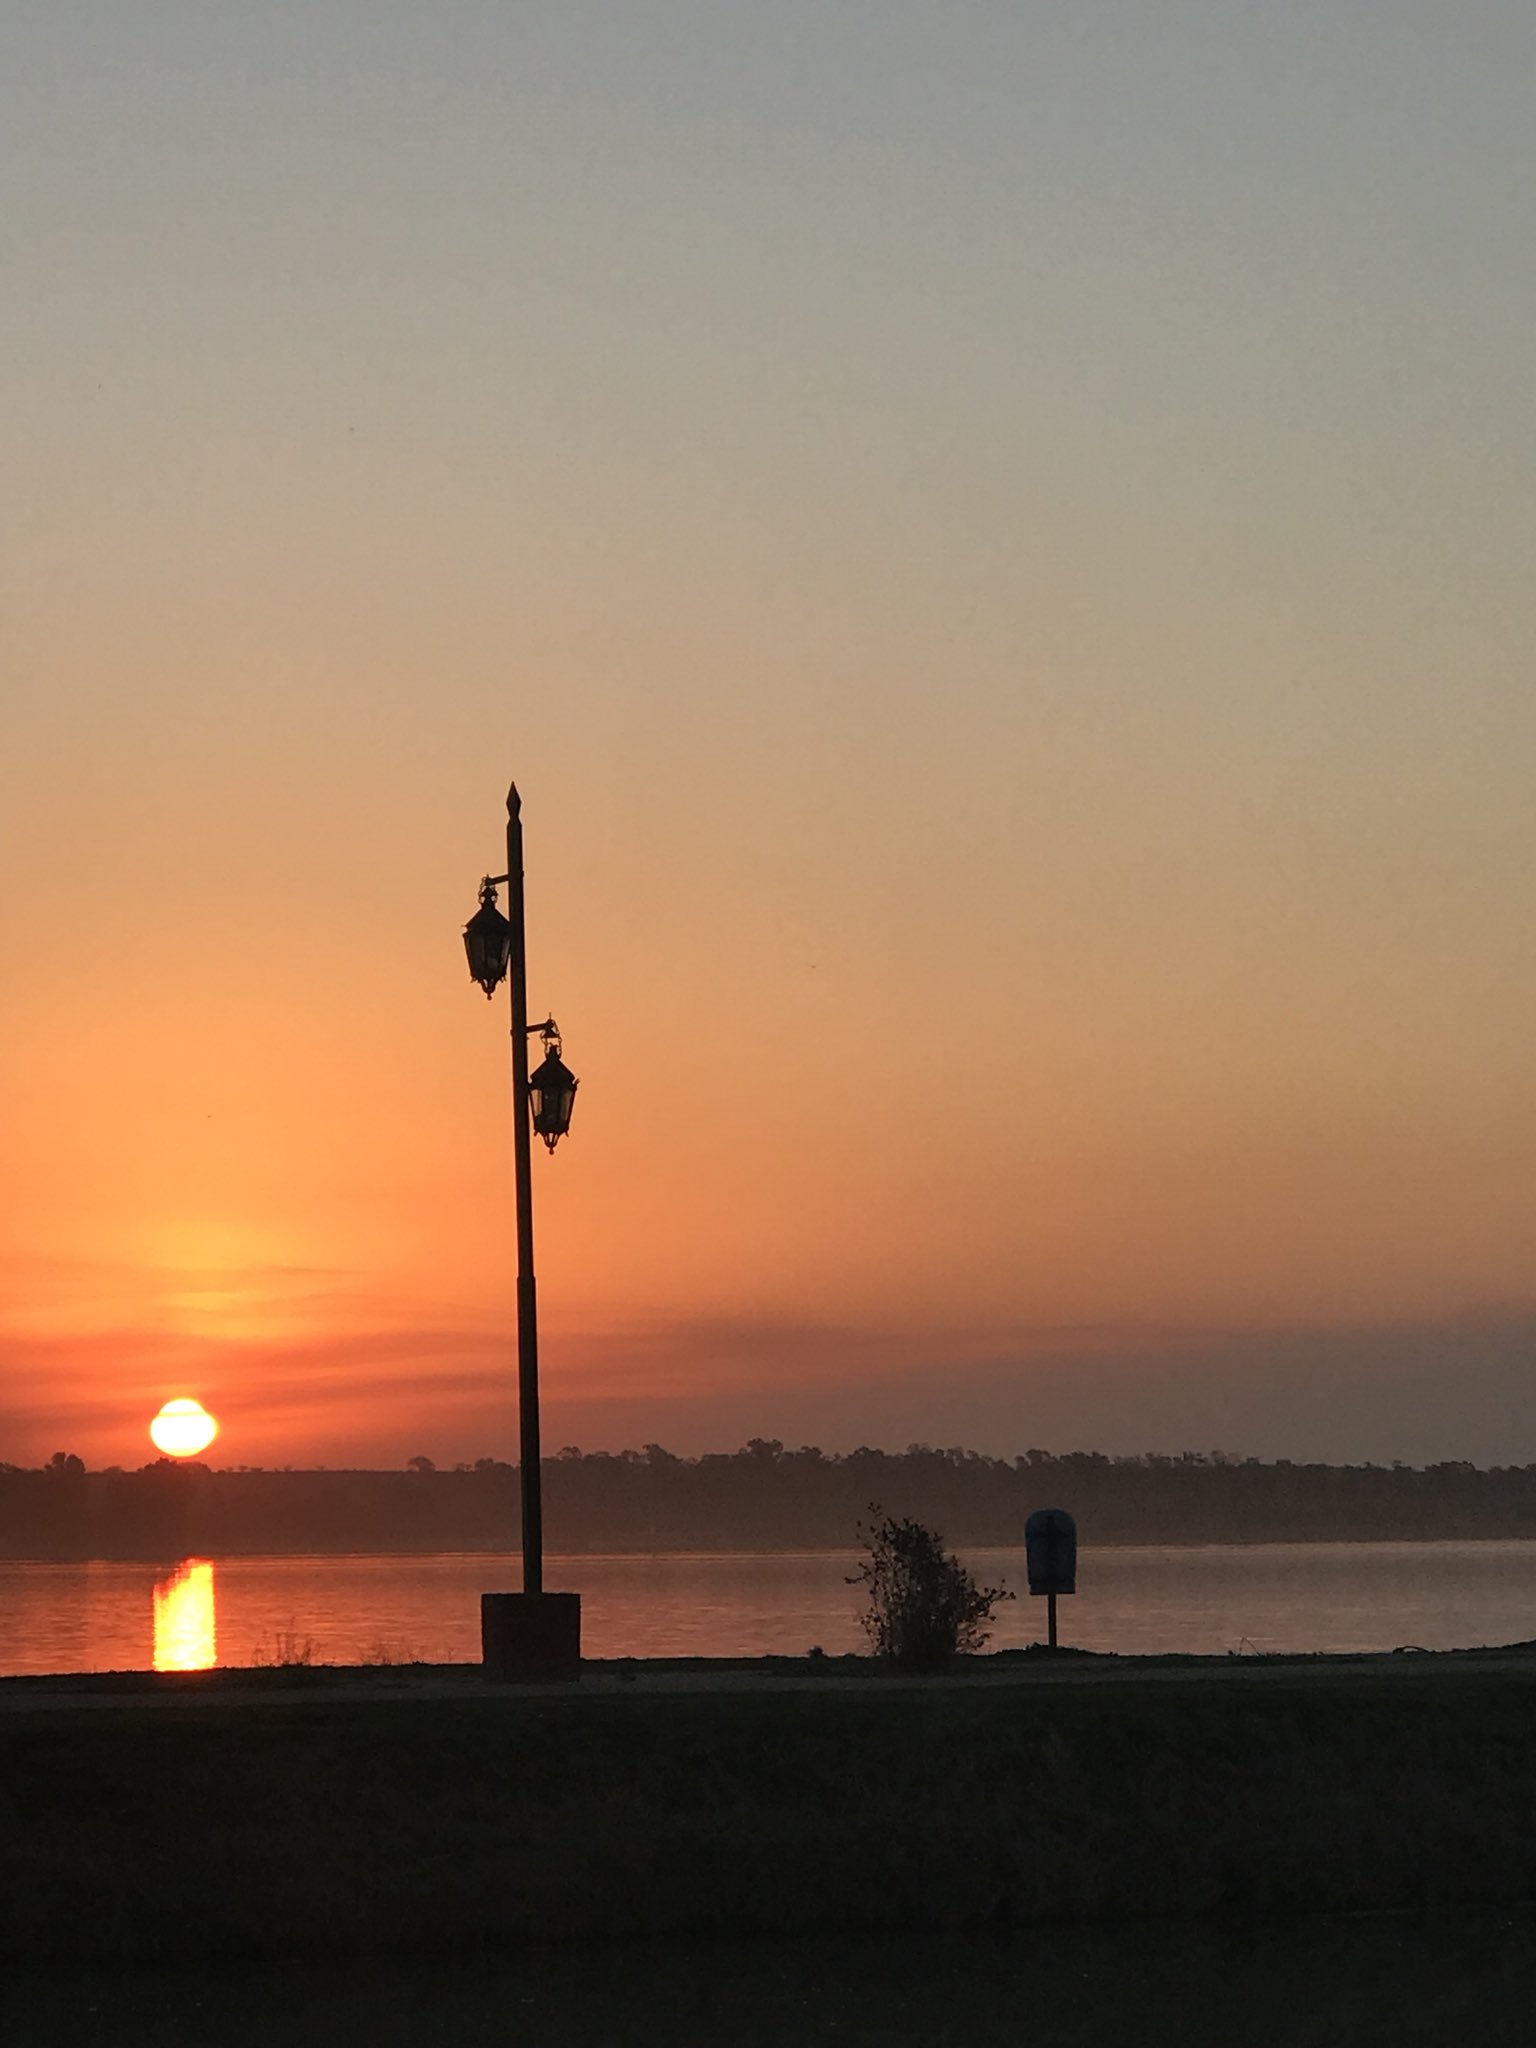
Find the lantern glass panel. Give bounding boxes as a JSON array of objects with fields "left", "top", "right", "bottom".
[
  {"left": 528, "top": 1052, "right": 578, "bottom": 1143},
  {"left": 463, "top": 900, "right": 512, "bottom": 994}
]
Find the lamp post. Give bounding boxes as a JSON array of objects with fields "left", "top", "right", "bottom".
[{"left": 463, "top": 783, "right": 581, "bottom": 1680}]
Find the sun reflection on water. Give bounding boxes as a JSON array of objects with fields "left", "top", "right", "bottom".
[{"left": 153, "top": 1559, "right": 216, "bottom": 1671}]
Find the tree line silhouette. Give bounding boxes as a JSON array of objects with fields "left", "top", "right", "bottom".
[{"left": 4, "top": 1442, "right": 1536, "bottom": 1560}]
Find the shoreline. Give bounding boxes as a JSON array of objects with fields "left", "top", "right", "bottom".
[
  {"left": 7, "top": 1634, "right": 1536, "bottom": 1696},
  {"left": 12, "top": 1528, "right": 1536, "bottom": 1564}
]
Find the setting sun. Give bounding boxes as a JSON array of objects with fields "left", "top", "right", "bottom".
[{"left": 149, "top": 1399, "right": 219, "bottom": 1459}]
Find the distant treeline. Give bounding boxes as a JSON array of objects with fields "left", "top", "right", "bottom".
[{"left": 4, "top": 1442, "right": 1536, "bottom": 1560}]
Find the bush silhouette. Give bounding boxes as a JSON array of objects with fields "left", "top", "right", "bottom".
[{"left": 850, "top": 1506, "right": 1012, "bottom": 1670}]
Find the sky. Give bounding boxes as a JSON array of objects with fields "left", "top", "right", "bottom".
[{"left": 3, "top": 2, "right": 1534, "bottom": 1472}]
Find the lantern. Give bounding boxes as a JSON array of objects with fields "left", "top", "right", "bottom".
[
  {"left": 463, "top": 882, "right": 512, "bottom": 997},
  {"left": 528, "top": 1045, "right": 578, "bottom": 1150}
]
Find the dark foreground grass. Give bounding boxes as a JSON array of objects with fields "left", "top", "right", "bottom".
[
  {"left": 18, "top": 1915, "right": 1536, "bottom": 2048},
  {"left": 5, "top": 1666, "right": 1536, "bottom": 1962}
]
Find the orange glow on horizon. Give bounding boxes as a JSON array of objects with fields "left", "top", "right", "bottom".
[{"left": 4, "top": 7, "right": 1535, "bottom": 1475}]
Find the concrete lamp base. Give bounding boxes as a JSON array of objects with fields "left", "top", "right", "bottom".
[{"left": 481, "top": 1591, "right": 582, "bottom": 1682}]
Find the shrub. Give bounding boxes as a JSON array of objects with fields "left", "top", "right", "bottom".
[
  {"left": 250, "top": 1629, "right": 323, "bottom": 1668},
  {"left": 850, "top": 1506, "right": 1012, "bottom": 1670}
]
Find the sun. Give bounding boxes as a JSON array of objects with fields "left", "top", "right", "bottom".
[{"left": 149, "top": 1397, "right": 219, "bottom": 1459}]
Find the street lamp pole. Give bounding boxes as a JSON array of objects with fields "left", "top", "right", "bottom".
[
  {"left": 462, "top": 782, "right": 581, "bottom": 1679},
  {"left": 505, "top": 785, "right": 544, "bottom": 1595}
]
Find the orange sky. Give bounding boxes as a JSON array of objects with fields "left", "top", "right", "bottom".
[{"left": 4, "top": 5, "right": 1534, "bottom": 1469}]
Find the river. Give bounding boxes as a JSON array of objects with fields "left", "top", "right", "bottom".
[{"left": 4, "top": 1539, "right": 1536, "bottom": 1676}]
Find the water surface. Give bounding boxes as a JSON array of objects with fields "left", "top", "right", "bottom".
[{"left": 5, "top": 1540, "right": 1536, "bottom": 1677}]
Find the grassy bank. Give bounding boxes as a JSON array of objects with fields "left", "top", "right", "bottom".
[{"left": 6, "top": 1659, "right": 1536, "bottom": 1961}]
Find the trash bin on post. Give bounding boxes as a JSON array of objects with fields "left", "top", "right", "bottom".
[{"left": 1025, "top": 1508, "right": 1077, "bottom": 1649}]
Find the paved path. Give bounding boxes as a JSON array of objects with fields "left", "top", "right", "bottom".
[{"left": 5, "top": 1644, "right": 1536, "bottom": 1713}]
